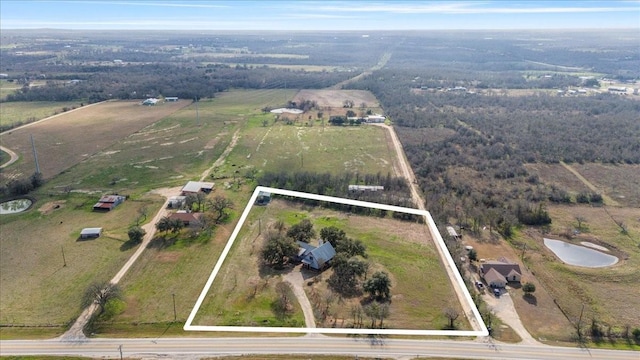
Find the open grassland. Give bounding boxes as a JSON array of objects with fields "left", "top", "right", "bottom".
[
  {"left": 222, "top": 120, "right": 397, "bottom": 177},
  {"left": 294, "top": 89, "right": 380, "bottom": 108},
  {"left": 0, "top": 101, "right": 85, "bottom": 129},
  {"left": 511, "top": 205, "right": 639, "bottom": 343},
  {"left": 1, "top": 90, "right": 295, "bottom": 338},
  {"left": 194, "top": 199, "right": 469, "bottom": 331},
  {"left": 0, "top": 192, "right": 164, "bottom": 336},
  {"left": 0, "top": 80, "right": 20, "bottom": 100},
  {"left": 0, "top": 100, "right": 189, "bottom": 183},
  {"left": 40, "top": 90, "right": 296, "bottom": 195},
  {"left": 573, "top": 163, "right": 640, "bottom": 208}
]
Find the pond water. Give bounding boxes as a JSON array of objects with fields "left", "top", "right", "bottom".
[
  {"left": 544, "top": 238, "right": 618, "bottom": 268},
  {"left": 0, "top": 198, "right": 33, "bottom": 214}
]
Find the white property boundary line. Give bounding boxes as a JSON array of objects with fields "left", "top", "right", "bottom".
[{"left": 184, "top": 186, "right": 488, "bottom": 337}]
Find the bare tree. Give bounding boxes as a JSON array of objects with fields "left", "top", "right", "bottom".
[
  {"left": 82, "top": 281, "right": 122, "bottom": 315},
  {"left": 575, "top": 216, "right": 586, "bottom": 231},
  {"left": 209, "top": 196, "right": 233, "bottom": 223},
  {"left": 444, "top": 307, "right": 460, "bottom": 329}
]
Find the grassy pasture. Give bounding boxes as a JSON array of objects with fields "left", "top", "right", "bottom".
[
  {"left": 0, "top": 100, "right": 189, "bottom": 183},
  {"left": 0, "top": 80, "right": 21, "bottom": 100},
  {"left": 193, "top": 199, "right": 470, "bottom": 331},
  {"left": 573, "top": 163, "right": 640, "bottom": 208},
  {"left": 0, "top": 192, "right": 164, "bottom": 335},
  {"left": 513, "top": 205, "right": 639, "bottom": 341},
  {"left": 0, "top": 101, "right": 85, "bottom": 128},
  {"left": 222, "top": 120, "right": 397, "bottom": 177}
]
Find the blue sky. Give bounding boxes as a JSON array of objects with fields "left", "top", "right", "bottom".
[{"left": 1, "top": 1, "right": 639, "bottom": 30}]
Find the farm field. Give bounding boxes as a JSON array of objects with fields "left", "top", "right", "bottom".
[
  {"left": 0, "top": 79, "right": 20, "bottom": 100},
  {"left": 0, "top": 191, "right": 164, "bottom": 338},
  {"left": 0, "top": 90, "right": 294, "bottom": 338},
  {"left": 193, "top": 198, "right": 470, "bottom": 331},
  {"left": 0, "top": 101, "right": 85, "bottom": 129},
  {"left": 222, "top": 120, "right": 397, "bottom": 177},
  {"left": 0, "top": 100, "right": 189, "bottom": 183},
  {"left": 293, "top": 89, "right": 380, "bottom": 109},
  {"left": 1, "top": 88, "right": 409, "bottom": 338}
]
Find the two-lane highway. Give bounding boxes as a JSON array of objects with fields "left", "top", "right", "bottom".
[{"left": 2, "top": 335, "right": 638, "bottom": 359}]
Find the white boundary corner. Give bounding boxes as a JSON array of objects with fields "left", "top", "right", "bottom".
[{"left": 184, "top": 186, "right": 488, "bottom": 337}]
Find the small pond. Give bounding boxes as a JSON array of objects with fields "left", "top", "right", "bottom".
[
  {"left": 544, "top": 238, "right": 618, "bottom": 268},
  {"left": 0, "top": 198, "right": 33, "bottom": 214}
]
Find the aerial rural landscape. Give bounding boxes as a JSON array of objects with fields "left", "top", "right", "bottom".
[{"left": 0, "top": 1, "right": 639, "bottom": 358}]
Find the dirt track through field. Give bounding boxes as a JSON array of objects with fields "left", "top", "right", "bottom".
[{"left": 560, "top": 161, "right": 620, "bottom": 206}]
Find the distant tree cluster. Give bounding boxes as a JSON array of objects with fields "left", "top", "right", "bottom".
[
  {"left": 0, "top": 172, "right": 43, "bottom": 198},
  {"left": 257, "top": 171, "right": 418, "bottom": 221}
]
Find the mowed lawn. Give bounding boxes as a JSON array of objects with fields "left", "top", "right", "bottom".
[
  {"left": 193, "top": 199, "right": 469, "bottom": 331},
  {"left": 0, "top": 192, "right": 163, "bottom": 336},
  {"left": 0, "top": 101, "right": 85, "bottom": 129}
]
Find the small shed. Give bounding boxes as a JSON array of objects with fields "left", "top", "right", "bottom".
[
  {"left": 447, "top": 226, "right": 461, "bottom": 240},
  {"left": 80, "top": 227, "right": 102, "bottom": 239},
  {"left": 167, "top": 196, "right": 186, "bottom": 209},
  {"left": 256, "top": 191, "right": 271, "bottom": 205}
]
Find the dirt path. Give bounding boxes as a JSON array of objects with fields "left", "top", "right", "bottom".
[
  {"left": 373, "top": 122, "right": 486, "bottom": 332},
  {"left": 199, "top": 129, "right": 240, "bottom": 181},
  {"left": 329, "top": 51, "right": 392, "bottom": 90},
  {"left": 0, "top": 145, "right": 19, "bottom": 169},
  {"left": 560, "top": 161, "right": 620, "bottom": 206},
  {"left": 283, "top": 267, "right": 316, "bottom": 329},
  {"left": 61, "top": 186, "right": 181, "bottom": 341}
]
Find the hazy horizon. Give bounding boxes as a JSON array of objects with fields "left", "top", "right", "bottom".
[{"left": 1, "top": 0, "right": 638, "bottom": 31}]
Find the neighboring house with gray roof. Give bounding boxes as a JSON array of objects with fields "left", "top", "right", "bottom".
[
  {"left": 480, "top": 258, "right": 522, "bottom": 288},
  {"left": 297, "top": 240, "right": 336, "bottom": 271}
]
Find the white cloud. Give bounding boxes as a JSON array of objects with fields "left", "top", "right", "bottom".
[
  {"left": 305, "top": 1, "right": 638, "bottom": 14},
  {"left": 54, "top": 0, "right": 229, "bottom": 8}
]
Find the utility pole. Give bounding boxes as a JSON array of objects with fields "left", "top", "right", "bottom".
[
  {"left": 258, "top": 218, "right": 262, "bottom": 235},
  {"left": 118, "top": 345, "right": 123, "bottom": 360},
  {"left": 172, "top": 293, "right": 177, "bottom": 322},
  {"left": 61, "top": 245, "right": 67, "bottom": 267},
  {"left": 195, "top": 97, "right": 200, "bottom": 126},
  {"left": 30, "top": 134, "right": 40, "bottom": 174}
]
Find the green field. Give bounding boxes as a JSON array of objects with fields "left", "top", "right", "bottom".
[
  {"left": 193, "top": 199, "right": 469, "bottom": 331},
  {"left": 0, "top": 192, "right": 163, "bottom": 335},
  {"left": 222, "top": 118, "right": 395, "bottom": 177},
  {"left": 0, "top": 101, "right": 85, "bottom": 129}
]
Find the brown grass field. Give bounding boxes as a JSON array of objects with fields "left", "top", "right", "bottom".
[
  {"left": 573, "top": 163, "right": 640, "bottom": 208},
  {"left": 293, "top": 89, "right": 380, "bottom": 109},
  {"left": 0, "top": 100, "right": 189, "bottom": 182},
  {"left": 193, "top": 199, "right": 470, "bottom": 331}
]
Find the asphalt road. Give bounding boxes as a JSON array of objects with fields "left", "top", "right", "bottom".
[{"left": 1, "top": 335, "right": 638, "bottom": 359}]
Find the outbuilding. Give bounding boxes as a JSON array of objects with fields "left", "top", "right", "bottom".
[{"left": 80, "top": 227, "right": 102, "bottom": 239}]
